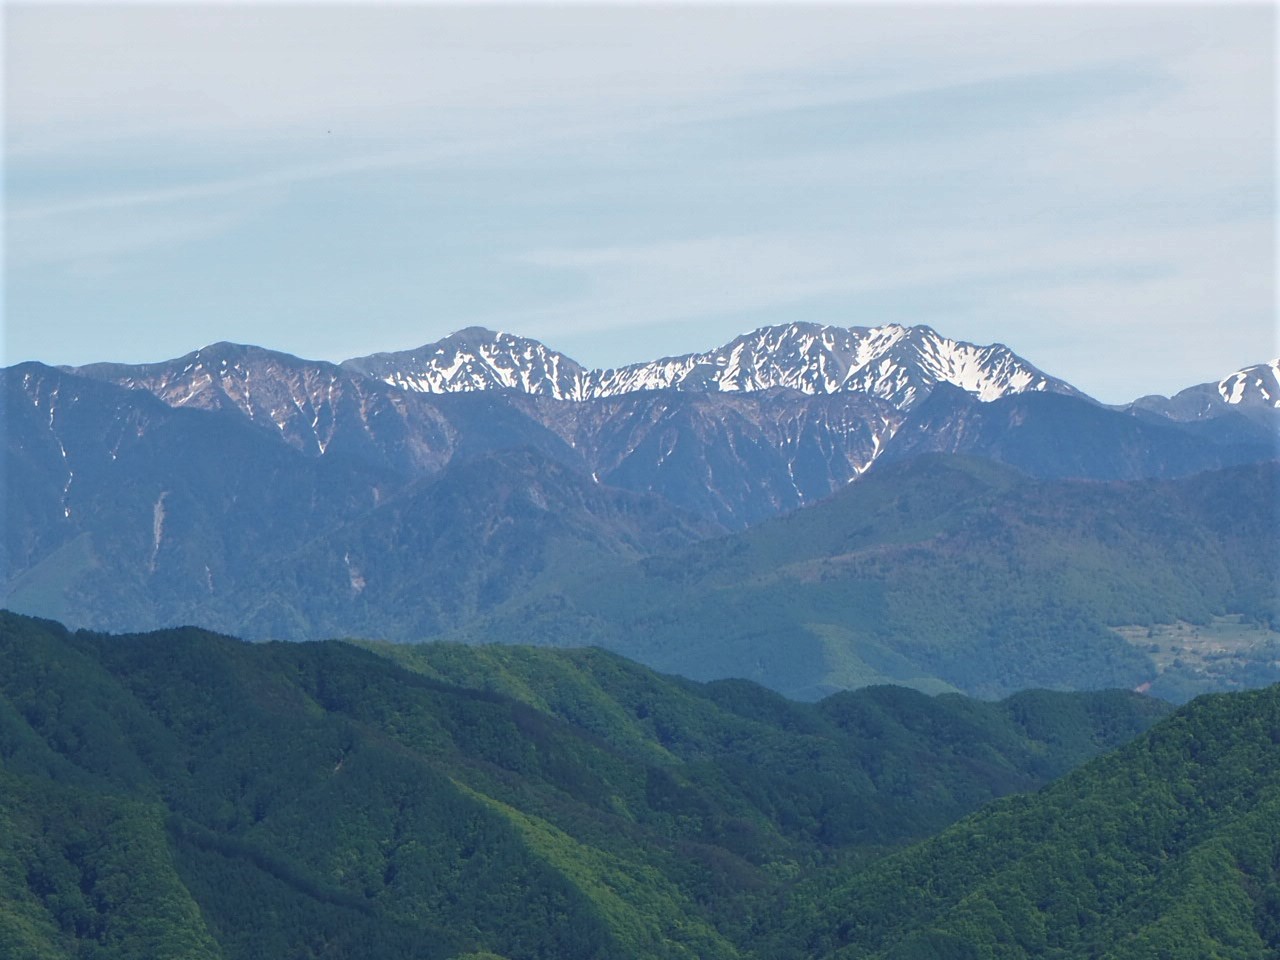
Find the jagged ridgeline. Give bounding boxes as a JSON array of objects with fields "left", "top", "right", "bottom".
[{"left": 0, "top": 612, "right": 1171, "bottom": 960}]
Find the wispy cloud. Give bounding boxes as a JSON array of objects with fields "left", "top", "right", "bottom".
[
  {"left": 510, "top": 212, "right": 1273, "bottom": 401},
  {"left": 8, "top": 4, "right": 1258, "bottom": 155},
  {"left": 5, "top": 3, "right": 1274, "bottom": 398}
]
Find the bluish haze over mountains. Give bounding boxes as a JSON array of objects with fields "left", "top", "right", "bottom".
[
  {"left": 4, "top": 322, "right": 1276, "bottom": 703},
  {"left": 5, "top": 5, "right": 1278, "bottom": 957}
]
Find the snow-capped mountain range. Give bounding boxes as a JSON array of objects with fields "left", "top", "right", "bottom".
[
  {"left": 54, "top": 323, "right": 1275, "bottom": 519},
  {"left": 67, "top": 322, "right": 1277, "bottom": 424},
  {"left": 9, "top": 320, "right": 1274, "bottom": 642},
  {"left": 341, "top": 322, "right": 1083, "bottom": 409},
  {"left": 56, "top": 323, "right": 1089, "bottom": 476}
]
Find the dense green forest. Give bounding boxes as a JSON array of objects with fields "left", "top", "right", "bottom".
[
  {"left": 0, "top": 612, "right": 1175, "bottom": 960},
  {"left": 453, "top": 456, "right": 1279, "bottom": 700},
  {"left": 777, "top": 683, "right": 1280, "bottom": 959}
]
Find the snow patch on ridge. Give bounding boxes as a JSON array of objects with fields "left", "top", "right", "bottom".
[
  {"left": 349, "top": 322, "right": 1078, "bottom": 411},
  {"left": 150, "top": 492, "right": 168, "bottom": 573},
  {"left": 1218, "top": 359, "right": 1280, "bottom": 408}
]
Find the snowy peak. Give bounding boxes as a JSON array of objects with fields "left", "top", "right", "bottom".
[
  {"left": 342, "top": 327, "right": 591, "bottom": 400},
  {"left": 1218, "top": 359, "right": 1280, "bottom": 409},
  {"left": 68, "top": 343, "right": 386, "bottom": 457},
  {"left": 342, "top": 322, "right": 1081, "bottom": 410},
  {"left": 834, "top": 324, "right": 1076, "bottom": 407},
  {"left": 589, "top": 323, "right": 1080, "bottom": 408},
  {"left": 70, "top": 342, "right": 328, "bottom": 416},
  {"left": 589, "top": 323, "right": 903, "bottom": 397},
  {"left": 1127, "top": 358, "right": 1280, "bottom": 424}
]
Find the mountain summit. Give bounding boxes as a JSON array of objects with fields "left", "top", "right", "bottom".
[
  {"left": 343, "top": 327, "right": 593, "bottom": 400},
  {"left": 1129, "top": 357, "right": 1280, "bottom": 424},
  {"left": 341, "top": 322, "right": 1084, "bottom": 410}
]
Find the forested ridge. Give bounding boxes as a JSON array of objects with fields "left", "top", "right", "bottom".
[
  {"left": 0, "top": 611, "right": 1185, "bottom": 960},
  {"left": 777, "top": 684, "right": 1280, "bottom": 959},
  {"left": 456, "top": 456, "right": 1279, "bottom": 700}
]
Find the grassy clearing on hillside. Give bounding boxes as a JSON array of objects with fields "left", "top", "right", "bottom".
[{"left": 1115, "top": 615, "right": 1280, "bottom": 701}]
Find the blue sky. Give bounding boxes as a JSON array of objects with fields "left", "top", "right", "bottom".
[{"left": 4, "top": 2, "right": 1275, "bottom": 403}]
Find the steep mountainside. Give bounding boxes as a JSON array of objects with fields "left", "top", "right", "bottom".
[
  {"left": 2, "top": 365, "right": 710, "bottom": 637},
  {"left": 9, "top": 327, "right": 1275, "bottom": 664},
  {"left": 67, "top": 342, "right": 579, "bottom": 476},
  {"left": 240, "top": 449, "right": 718, "bottom": 641},
  {"left": 521, "top": 388, "right": 900, "bottom": 527},
  {"left": 3, "top": 363, "right": 393, "bottom": 627},
  {"left": 0, "top": 611, "right": 1170, "bottom": 960},
  {"left": 777, "top": 683, "right": 1280, "bottom": 959},
  {"left": 56, "top": 331, "right": 1276, "bottom": 528},
  {"left": 456, "top": 456, "right": 1280, "bottom": 701}
]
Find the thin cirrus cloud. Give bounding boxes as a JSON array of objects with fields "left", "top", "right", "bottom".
[
  {"left": 514, "top": 218, "right": 1267, "bottom": 337},
  {"left": 3, "top": 3, "right": 1274, "bottom": 401}
]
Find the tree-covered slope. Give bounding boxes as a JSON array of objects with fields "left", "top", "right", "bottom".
[
  {"left": 454, "top": 456, "right": 1279, "bottom": 700},
  {"left": 0, "top": 612, "right": 1168, "bottom": 960},
  {"left": 240, "top": 448, "right": 717, "bottom": 641},
  {"left": 779, "top": 683, "right": 1280, "bottom": 960}
]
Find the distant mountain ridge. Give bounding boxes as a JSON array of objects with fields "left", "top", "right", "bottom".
[
  {"left": 341, "top": 321, "right": 1084, "bottom": 409},
  {"left": 342, "top": 326, "right": 594, "bottom": 400},
  {"left": 61, "top": 323, "right": 1279, "bottom": 427},
  {"left": 60, "top": 323, "right": 1273, "bottom": 527},
  {"left": 8, "top": 322, "right": 1273, "bottom": 685},
  {"left": 1128, "top": 357, "right": 1280, "bottom": 425}
]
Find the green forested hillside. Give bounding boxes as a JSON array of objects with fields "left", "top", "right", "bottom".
[
  {"left": 453, "top": 456, "right": 1279, "bottom": 700},
  {"left": 0, "top": 612, "right": 1168, "bottom": 960},
  {"left": 777, "top": 684, "right": 1280, "bottom": 960}
]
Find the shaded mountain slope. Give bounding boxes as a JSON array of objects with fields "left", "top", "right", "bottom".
[
  {"left": 3, "top": 363, "right": 393, "bottom": 632},
  {"left": 243, "top": 448, "right": 719, "bottom": 640},
  {"left": 520, "top": 388, "right": 898, "bottom": 527},
  {"left": 882, "top": 384, "right": 1276, "bottom": 480},
  {"left": 3, "top": 365, "right": 712, "bottom": 638}
]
